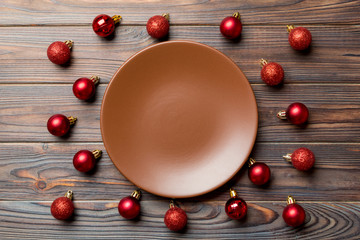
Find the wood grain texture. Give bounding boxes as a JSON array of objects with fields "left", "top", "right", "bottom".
[
  {"left": 0, "top": 200, "right": 359, "bottom": 239},
  {"left": 0, "top": 0, "right": 359, "bottom": 25},
  {"left": 0, "top": 142, "right": 358, "bottom": 201},
  {"left": 0, "top": 84, "right": 359, "bottom": 142},
  {"left": 0, "top": 25, "right": 359, "bottom": 84}
]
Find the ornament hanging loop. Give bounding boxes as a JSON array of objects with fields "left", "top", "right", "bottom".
[
  {"left": 112, "top": 15, "right": 122, "bottom": 24},
  {"left": 90, "top": 76, "right": 100, "bottom": 85},
  {"left": 283, "top": 153, "right": 292, "bottom": 162},
  {"left": 64, "top": 40, "right": 74, "bottom": 49},
  {"left": 232, "top": 12, "right": 240, "bottom": 19},
  {"left": 287, "top": 25, "right": 295, "bottom": 33},
  {"left": 67, "top": 116, "right": 77, "bottom": 125},
  {"left": 162, "top": 13, "right": 170, "bottom": 21},
  {"left": 260, "top": 58, "right": 268, "bottom": 67},
  {"left": 64, "top": 190, "right": 73, "bottom": 200},
  {"left": 92, "top": 149, "right": 102, "bottom": 159},
  {"left": 248, "top": 158, "right": 256, "bottom": 167},
  {"left": 287, "top": 195, "right": 296, "bottom": 205},
  {"left": 277, "top": 110, "right": 287, "bottom": 120},
  {"left": 131, "top": 190, "right": 141, "bottom": 200},
  {"left": 229, "top": 188, "right": 238, "bottom": 198}
]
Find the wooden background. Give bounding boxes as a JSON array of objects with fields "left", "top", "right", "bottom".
[{"left": 0, "top": 0, "right": 359, "bottom": 239}]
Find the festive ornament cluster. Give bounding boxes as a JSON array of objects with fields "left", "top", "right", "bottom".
[{"left": 47, "top": 12, "right": 315, "bottom": 230}]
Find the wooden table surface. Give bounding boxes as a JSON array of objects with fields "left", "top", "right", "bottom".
[{"left": 0, "top": 0, "right": 359, "bottom": 239}]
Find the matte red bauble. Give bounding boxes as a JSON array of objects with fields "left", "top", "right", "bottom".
[
  {"left": 164, "top": 201, "right": 187, "bottom": 231},
  {"left": 225, "top": 188, "right": 247, "bottom": 220},
  {"left": 47, "top": 40, "right": 73, "bottom": 65},
  {"left": 282, "top": 196, "right": 306, "bottom": 227},
  {"left": 248, "top": 158, "right": 271, "bottom": 185},
  {"left": 287, "top": 25, "right": 312, "bottom": 50},
  {"left": 220, "top": 12, "right": 242, "bottom": 39},
  {"left": 73, "top": 76, "right": 100, "bottom": 100},
  {"left": 277, "top": 102, "right": 309, "bottom": 125},
  {"left": 118, "top": 190, "right": 141, "bottom": 219},
  {"left": 51, "top": 190, "right": 74, "bottom": 220},
  {"left": 146, "top": 13, "right": 170, "bottom": 39},
  {"left": 47, "top": 114, "right": 77, "bottom": 136},
  {"left": 92, "top": 14, "right": 122, "bottom": 37},
  {"left": 73, "top": 150, "right": 102, "bottom": 172},
  {"left": 260, "top": 58, "right": 284, "bottom": 86},
  {"left": 283, "top": 147, "right": 315, "bottom": 171}
]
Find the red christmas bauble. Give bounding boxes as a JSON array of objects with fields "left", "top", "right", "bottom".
[
  {"left": 287, "top": 25, "right": 312, "bottom": 50},
  {"left": 164, "top": 203, "right": 187, "bottom": 231},
  {"left": 92, "top": 14, "right": 121, "bottom": 37},
  {"left": 47, "top": 114, "right": 76, "bottom": 136},
  {"left": 286, "top": 102, "right": 309, "bottom": 125},
  {"left": 225, "top": 189, "right": 247, "bottom": 220},
  {"left": 73, "top": 76, "right": 99, "bottom": 100},
  {"left": 118, "top": 196, "right": 141, "bottom": 219},
  {"left": 51, "top": 191, "right": 74, "bottom": 220},
  {"left": 220, "top": 12, "right": 242, "bottom": 39},
  {"left": 73, "top": 150, "right": 100, "bottom": 172},
  {"left": 47, "top": 41, "right": 72, "bottom": 65},
  {"left": 282, "top": 196, "right": 305, "bottom": 227},
  {"left": 146, "top": 14, "right": 170, "bottom": 39},
  {"left": 291, "top": 147, "right": 315, "bottom": 171},
  {"left": 248, "top": 159, "right": 271, "bottom": 185},
  {"left": 260, "top": 59, "right": 284, "bottom": 86}
]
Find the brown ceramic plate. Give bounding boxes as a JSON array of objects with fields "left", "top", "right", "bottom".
[{"left": 101, "top": 41, "right": 258, "bottom": 198}]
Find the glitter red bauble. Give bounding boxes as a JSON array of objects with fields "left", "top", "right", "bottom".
[
  {"left": 146, "top": 14, "right": 170, "bottom": 39},
  {"left": 164, "top": 206, "right": 187, "bottom": 231},
  {"left": 286, "top": 102, "right": 309, "bottom": 125},
  {"left": 73, "top": 150, "right": 96, "bottom": 172},
  {"left": 288, "top": 26, "right": 312, "bottom": 50},
  {"left": 118, "top": 196, "right": 141, "bottom": 219},
  {"left": 47, "top": 41, "right": 71, "bottom": 65},
  {"left": 283, "top": 202, "right": 306, "bottom": 227},
  {"left": 291, "top": 147, "right": 315, "bottom": 171},
  {"left": 220, "top": 13, "right": 242, "bottom": 39},
  {"left": 248, "top": 161, "right": 271, "bottom": 185},
  {"left": 47, "top": 114, "right": 72, "bottom": 136},
  {"left": 225, "top": 196, "right": 247, "bottom": 220},
  {"left": 261, "top": 61, "right": 284, "bottom": 86},
  {"left": 51, "top": 196, "right": 74, "bottom": 220},
  {"left": 73, "top": 77, "right": 97, "bottom": 100},
  {"left": 92, "top": 14, "right": 121, "bottom": 37}
]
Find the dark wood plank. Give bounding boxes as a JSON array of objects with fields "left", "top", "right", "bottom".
[
  {"left": 0, "top": 25, "right": 359, "bottom": 84},
  {"left": 0, "top": 84, "right": 359, "bottom": 143},
  {"left": 0, "top": 200, "right": 359, "bottom": 239},
  {"left": 0, "top": 0, "right": 359, "bottom": 25},
  {"left": 0, "top": 142, "right": 358, "bottom": 201}
]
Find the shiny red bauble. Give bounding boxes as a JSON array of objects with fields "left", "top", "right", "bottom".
[
  {"left": 146, "top": 14, "right": 170, "bottom": 39},
  {"left": 73, "top": 150, "right": 102, "bottom": 172},
  {"left": 282, "top": 196, "right": 306, "bottom": 227},
  {"left": 285, "top": 147, "right": 315, "bottom": 171},
  {"left": 260, "top": 59, "right": 284, "bottom": 86},
  {"left": 51, "top": 190, "right": 74, "bottom": 220},
  {"left": 287, "top": 25, "right": 312, "bottom": 50},
  {"left": 225, "top": 188, "right": 247, "bottom": 220},
  {"left": 92, "top": 14, "right": 121, "bottom": 37},
  {"left": 164, "top": 202, "right": 187, "bottom": 231},
  {"left": 118, "top": 190, "right": 141, "bottom": 219},
  {"left": 278, "top": 102, "right": 309, "bottom": 125},
  {"left": 286, "top": 102, "right": 309, "bottom": 125},
  {"left": 47, "top": 40, "right": 73, "bottom": 65},
  {"left": 248, "top": 158, "right": 271, "bottom": 185},
  {"left": 73, "top": 76, "right": 99, "bottom": 100},
  {"left": 47, "top": 114, "right": 76, "bottom": 136},
  {"left": 220, "top": 12, "right": 242, "bottom": 39}
]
